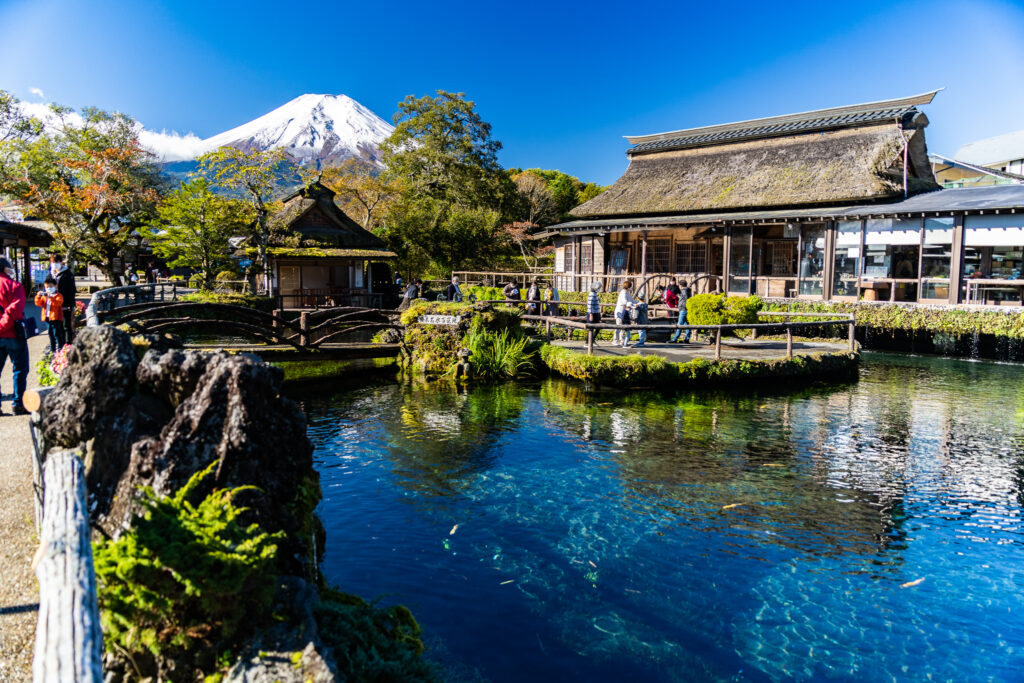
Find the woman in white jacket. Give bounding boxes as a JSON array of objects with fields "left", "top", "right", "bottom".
[{"left": 614, "top": 279, "right": 637, "bottom": 347}]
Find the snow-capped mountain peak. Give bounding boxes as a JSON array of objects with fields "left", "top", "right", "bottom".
[{"left": 199, "top": 93, "right": 394, "bottom": 166}]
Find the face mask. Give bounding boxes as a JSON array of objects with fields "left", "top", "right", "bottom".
[{"left": 45, "top": 286, "right": 56, "bottom": 295}]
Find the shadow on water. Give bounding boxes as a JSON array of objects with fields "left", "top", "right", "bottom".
[{"left": 300, "top": 354, "right": 1024, "bottom": 683}]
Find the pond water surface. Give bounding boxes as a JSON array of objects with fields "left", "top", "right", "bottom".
[{"left": 301, "top": 353, "right": 1024, "bottom": 682}]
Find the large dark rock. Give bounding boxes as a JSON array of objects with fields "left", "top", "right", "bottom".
[
  {"left": 42, "top": 326, "right": 139, "bottom": 449},
  {"left": 107, "top": 349, "right": 316, "bottom": 572}
]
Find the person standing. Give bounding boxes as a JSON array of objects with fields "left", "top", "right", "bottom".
[
  {"left": 525, "top": 281, "right": 541, "bottom": 315},
  {"left": 0, "top": 257, "right": 29, "bottom": 415},
  {"left": 34, "top": 275, "right": 65, "bottom": 354},
  {"left": 544, "top": 283, "right": 560, "bottom": 316},
  {"left": 50, "top": 254, "right": 77, "bottom": 344},
  {"left": 669, "top": 279, "right": 693, "bottom": 343},
  {"left": 586, "top": 281, "right": 601, "bottom": 324},
  {"left": 446, "top": 275, "right": 463, "bottom": 302},
  {"left": 614, "top": 279, "right": 637, "bottom": 347},
  {"left": 502, "top": 281, "right": 521, "bottom": 302}
]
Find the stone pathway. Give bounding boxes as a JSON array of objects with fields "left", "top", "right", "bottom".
[
  {"left": 552, "top": 337, "right": 852, "bottom": 361},
  {"left": 0, "top": 304, "right": 51, "bottom": 682}
]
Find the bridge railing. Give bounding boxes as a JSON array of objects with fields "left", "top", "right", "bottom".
[
  {"left": 86, "top": 282, "right": 192, "bottom": 327},
  {"left": 517, "top": 310, "right": 856, "bottom": 359}
]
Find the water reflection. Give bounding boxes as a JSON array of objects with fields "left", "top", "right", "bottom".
[{"left": 304, "top": 353, "right": 1024, "bottom": 682}]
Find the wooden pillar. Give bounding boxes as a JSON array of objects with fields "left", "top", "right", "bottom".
[
  {"left": 640, "top": 231, "right": 648, "bottom": 282},
  {"left": 822, "top": 221, "right": 836, "bottom": 301},
  {"left": 722, "top": 225, "right": 732, "bottom": 294},
  {"left": 21, "top": 245, "right": 31, "bottom": 291},
  {"left": 949, "top": 213, "right": 965, "bottom": 304},
  {"left": 747, "top": 227, "right": 755, "bottom": 296},
  {"left": 714, "top": 328, "right": 722, "bottom": 360},
  {"left": 586, "top": 327, "right": 594, "bottom": 355},
  {"left": 299, "top": 311, "right": 310, "bottom": 347},
  {"left": 786, "top": 327, "right": 793, "bottom": 358},
  {"left": 848, "top": 318, "right": 856, "bottom": 351}
]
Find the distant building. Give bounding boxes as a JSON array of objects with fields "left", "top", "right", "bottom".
[
  {"left": 930, "top": 153, "right": 1024, "bottom": 189},
  {"left": 541, "top": 91, "right": 1024, "bottom": 306}
]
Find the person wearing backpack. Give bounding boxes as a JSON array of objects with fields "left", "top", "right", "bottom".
[{"left": 0, "top": 257, "right": 29, "bottom": 415}]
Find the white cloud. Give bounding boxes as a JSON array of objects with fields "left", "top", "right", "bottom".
[
  {"left": 17, "top": 101, "right": 211, "bottom": 162},
  {"left": 28, "top": 87, "right": 44, "bottom": 100},
  {"left": 137, "top": 128, "right": 210, "bottom": 162}
]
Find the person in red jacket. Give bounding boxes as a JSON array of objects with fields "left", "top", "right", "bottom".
[
  {"left": 34, "top": 274, "right": 65, "bottom": 354},
  {"left": 0, "top": 256, "right": 29, "bottom": 415}
]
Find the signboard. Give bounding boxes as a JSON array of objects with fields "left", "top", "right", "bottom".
[
  {"left": 418, "top": 314, "right": 460, "bottom": 326},
  {"left": 238, "top": 259, "right": 252, "bottom": 268}
]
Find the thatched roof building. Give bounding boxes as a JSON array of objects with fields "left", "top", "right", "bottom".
[
  {"left": 536, "top": 91, "right": 1024, "bottom": 308},
  {"left": 572, "top": 91, "right": 940, "bottom": 218}
]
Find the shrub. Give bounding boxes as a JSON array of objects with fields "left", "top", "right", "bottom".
[
  {"left": 35, "top": 351, "right": 58, "bottom": 387},
  {"left": 464, "top": 328, "right": 536, "bottom": 379},
  {"left": 686, "top": 294, "right": 763, "bottom": 326},
  {"left": 93, "top": 462, "right": 283, "bottom": 680}
]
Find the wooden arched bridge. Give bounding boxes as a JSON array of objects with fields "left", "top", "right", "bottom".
[{"left": 97, "top": 299, "right": 404, "bottom": 361}]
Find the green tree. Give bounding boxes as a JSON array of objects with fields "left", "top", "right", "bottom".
[
  {"left": 379, "top": 91, "right": 516, "bottom": 276},
  {"left": 319, "top": 159, "right": 403, "bottom": 232},
  {"left": 145, "top": 178, "right": 248, "bottom": 290},
  {"left": 198, "top": 147, "right": 293, "bottom": 291},
  {"left": 1, "top": 105, "right": 163, "bottom": 284}
]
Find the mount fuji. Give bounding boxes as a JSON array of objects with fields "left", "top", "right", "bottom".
[{"left": 195, "top": 93, "right": 394, "bottom": 167}]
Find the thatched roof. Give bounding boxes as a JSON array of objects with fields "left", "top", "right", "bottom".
[
  {"left": 258, "top": 247, "right": 397, "bottom": 259},
  {"left": 270, "top": 180, "right": 386, "bottom": 249},
  {"left": 573, "top": 92, "right": 942, "bottom": 219}
]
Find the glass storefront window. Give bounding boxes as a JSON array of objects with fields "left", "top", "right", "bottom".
[
  {"left": 921, "top": 217, "right": 953, "bottom": 299},
  {"left": 832, "top": 221, "right": 861, "bottom": 297},
  {"left": 963, "top": 215, "right": 1024, "bottom": 304},
  {"left": 798, "top": 224, "right": 826, "bottom": 295},
  {"left": 729, "top": 226, "right": 751, "bottom": 294},
  {"left": 864, "top": 218, "right": 920, "bottom": 301}
]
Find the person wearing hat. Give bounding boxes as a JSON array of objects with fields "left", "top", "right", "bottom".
[{"left": 0, "top": 256, "right": 29, "bottom": 415}]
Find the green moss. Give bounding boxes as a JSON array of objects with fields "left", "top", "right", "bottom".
[
  {"left": 93, "top": 462, "right": 283, "bottom": 680},
  {"left": 35, "top": 352, "right": 58, "bottom": 387},
  {"left": 288, "top": 472, "right": 325, "bottom": 581},
  {"left": 315, "top": 587, "right": 440, "bottom": 681},
  {"left": 539, "top": 343, "right": 858, "bottom": 389},
  {"left": 180, "top": 291, "right": 276, "bottom": 311}
]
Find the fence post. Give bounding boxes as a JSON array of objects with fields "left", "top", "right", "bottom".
[
  {"left": 545, "top": 318, "right": 551, "bottom": 342},
  {"left": 587, "top": 327, "right": 595, "bottom": 355},
  {"left": 848, "top": 318, "right": 856, "bottom": 351},
  {"left": 299, "top": 312, "right": 309, "bottom": 347},
  {"left": 786, "top": 327, "right": 793, "bottom": 358},
  {"left": 273, "top": 309, "right": 284, "bottom": 343},
  {"left": 714, "top": 329, "right": 721, "bottom": 360}
]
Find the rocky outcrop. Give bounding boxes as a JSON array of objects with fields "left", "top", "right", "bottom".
[{"left": 41, "top": 327, "right": 319, "bottom": 573}]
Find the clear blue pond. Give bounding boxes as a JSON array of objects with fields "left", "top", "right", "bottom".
[{"left": 301, "top": 353, "right": 1024, "bottom": 682}]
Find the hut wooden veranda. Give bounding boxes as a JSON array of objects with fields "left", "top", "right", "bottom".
[{"left": 536, "top": 91, "right": 1024, "bottom": 306}]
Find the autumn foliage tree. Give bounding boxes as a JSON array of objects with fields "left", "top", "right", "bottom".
[
  {"left": 318, "top": 159, "right": 403, "bottom": 233},
  {"left": 1, "top": 105, "right": 163, "bottom": 284}
]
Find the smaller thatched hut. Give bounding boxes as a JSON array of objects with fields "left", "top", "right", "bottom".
[{"left": 262, "top": 180, "right": 396, "bottom": 308}]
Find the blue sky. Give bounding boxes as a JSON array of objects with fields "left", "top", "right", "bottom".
[{"left": 2, "top": 0, "right": 1024, "bottom": 185}]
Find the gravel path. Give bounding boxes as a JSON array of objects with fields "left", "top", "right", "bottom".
[{"left": 0, "top": 305, "right": 52, "bottom": 682}]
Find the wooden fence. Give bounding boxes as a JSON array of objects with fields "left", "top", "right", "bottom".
[{"left": 24, "top": 386, "right": 104, "bottom": 683}]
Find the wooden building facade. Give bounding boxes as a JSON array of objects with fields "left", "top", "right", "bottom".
[{"left": 542, "top": 92, "right": 1024, "bottom": 306}]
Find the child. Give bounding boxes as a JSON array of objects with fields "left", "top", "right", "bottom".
[{"left": 35, "top": 275, "right": 66, "bottom": 354}]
